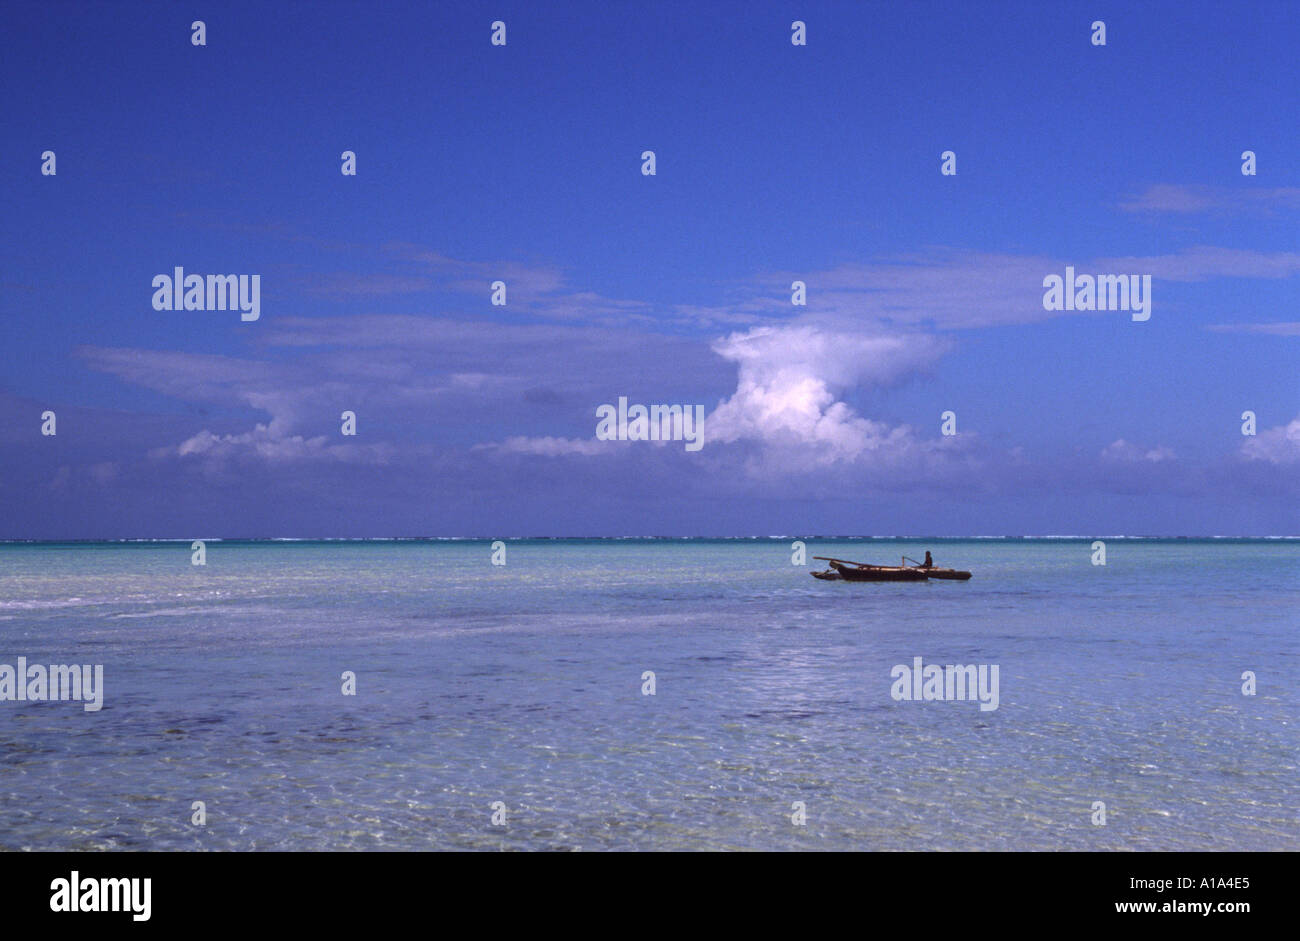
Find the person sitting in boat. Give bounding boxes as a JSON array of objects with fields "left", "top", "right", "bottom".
[{"left": 921, "top": 551, "right": 933, "bottom": 568}]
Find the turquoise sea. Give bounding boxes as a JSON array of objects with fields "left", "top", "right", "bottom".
[{"left": 0, "top": 538, "right": 1295, "bottom": 850}]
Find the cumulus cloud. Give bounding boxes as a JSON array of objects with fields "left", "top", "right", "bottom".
[
  {"left": 162, "top": 424, "right": 394, "bottom": 468},
  {"left": 175, "top": 425, "right": 326, "bottom": 462},
  {"left": 704, "top": 325, "right": 955, "bottom": 469},
  {"left": 469, "top": 324, "right": 967, "bottom": 477},
  {"left": 1241, "top": 416, "right": 1300, "bottom": 465}
]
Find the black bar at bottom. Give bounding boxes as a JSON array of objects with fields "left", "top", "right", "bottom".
[{"left": 0, "top": 851, "right": 1281, "bottom": 928}]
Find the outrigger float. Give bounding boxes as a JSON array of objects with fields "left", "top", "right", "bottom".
[{"left": 810, "top": 556, "right": 972, "bottom": 582}]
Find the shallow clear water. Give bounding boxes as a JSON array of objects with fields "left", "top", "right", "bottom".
[{"left": 0, "top": 538, "right": 1295, "bottom": 850}]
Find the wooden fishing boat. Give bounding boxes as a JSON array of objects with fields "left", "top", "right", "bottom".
[{"left": 809, "top": 556, "right": 972, "bottom": 582}]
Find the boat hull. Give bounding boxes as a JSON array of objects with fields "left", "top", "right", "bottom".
[
  {"left": 921, "top": 568, "right": 972, "bottom": 580},
  {"left": 830, "top": 561, "right": 929, "bottom": 582}
]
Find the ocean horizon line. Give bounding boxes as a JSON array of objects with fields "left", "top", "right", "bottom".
[{"left": 1, "top": 534, "right": 1296, "bottom": 545}]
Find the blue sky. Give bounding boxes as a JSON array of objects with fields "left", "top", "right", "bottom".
[{"left": 1, "top": 0, "right": 1297, "bottom": 537}]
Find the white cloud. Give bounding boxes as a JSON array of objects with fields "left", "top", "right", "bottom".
[
  {"left": 668, "top": 247, "right": 1300, "bottom": 333},
  {"left": 163, "top": 424, "right": 393, "bottom": 467},
  {"left": 1206, "top": 321, "right": 1300, "bottom": 336},
  {"left": 1241, "top": 416, "right": 1300, "bottom": 464},
  {"left": 1117, "top": 184, "right": 1300, "bottom": 214},
  {"left": 478, "top": 436, "right": 606, "bottom": 457},
  {"left": 1101, "top": 439, "right": 1177, "bottom": 463},
  {"left": 705, "top": 325, "right": 953, "bottom": 467},
  {"left": 1094, "top": 246, "right": 1300, "bottom": 282}
]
